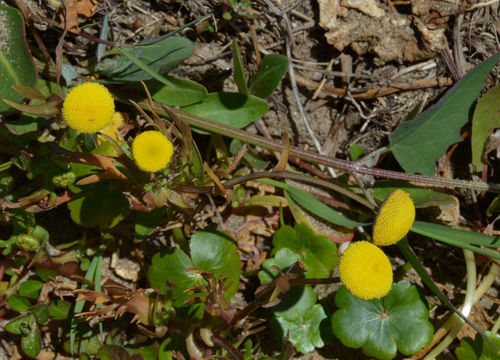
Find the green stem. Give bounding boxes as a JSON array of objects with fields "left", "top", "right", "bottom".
[{"left": 146, "top": 105, "right": 500, "bottom": 193}]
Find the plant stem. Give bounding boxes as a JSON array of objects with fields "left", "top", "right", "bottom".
[
  {"left": 423, "top": 249, "right": 476, "bottom": 360},
  {"left": 142, "top": 104, "right": 500, "bottom": 193}
]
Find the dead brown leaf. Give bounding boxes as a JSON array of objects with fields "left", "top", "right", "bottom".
[{"left": 60, "top": 0, "right": 98, "bottom": 31}]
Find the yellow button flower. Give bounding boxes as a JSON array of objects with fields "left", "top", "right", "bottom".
[
  {"left": 339, "top": 241, "right": 393, "bottom": 300},
  {"left": 62, "top": 82, "right": 115, "bottom": 133},
  {"left": 373, "top": 189, "right": 415, "bottom": 246},
  {"left": 132, "top": 130, "right": 174, "bottom": 172}
]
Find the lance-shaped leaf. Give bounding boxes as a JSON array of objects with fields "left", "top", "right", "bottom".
[
  {"left": 0, "top": 6, "right": 37, "bottom": 114},
  {"left": 390, "top": 53, "right": 500, "bottom": 176}
]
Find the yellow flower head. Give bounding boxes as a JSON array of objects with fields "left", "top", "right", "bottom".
[
  {"left": 373, "top": 189, "right": 415, "bottom": 246},
  {"left": 132, "top": 130, "right": 174, "bottom": 172},
  {"left": 339, "top": 241, "right": 393, "bottom": 300},
  {"left": 62, "top": 82, "right": 115, "bottom": 133}
]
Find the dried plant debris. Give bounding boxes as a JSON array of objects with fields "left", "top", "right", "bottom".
[{"left": 318, "top": 0, "right": 449, "bottom": 65}]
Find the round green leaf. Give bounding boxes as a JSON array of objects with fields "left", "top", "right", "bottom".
[
  {"left": 272, "top": 286, "right": 316, "bottom": 321},
  {"left": 147, "top": 248, "right": 198, "bottom": 306},
  {"left": 455, "top": 332, "right": 500, "bottom": 360},
  {"left": 332, "top": 281, "right": 433, "bottom": 360},
  {"left": 182, "top": 92, "right": 269, "bottom": 134},
  {"left": 275, "top": 303, "right": 327, "bottom": 354},
  {"left": 258, "top": 248, "right": 299, "bottom": 285},
  {"left": 67, "top": 182, "right": 130, "bottom": 229},
  {"left": 18, "top": 280, "right": 43, "bottom": 299},
  {"left": 0, "top": 6, "right": 37, "bottom": 114},
  {"left": 8, "top": 294, "right": 30, "bottom": 313},
  {"left": 190, "top": 228, "right": 241, "bottom": 299},
  {"left": 147, "top": 228, "right": 241, "bottom": 305},
  {"left": 272, "top": 223, "right": 338, "bottom": 278}
]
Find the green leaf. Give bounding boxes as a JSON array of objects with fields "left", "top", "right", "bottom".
[
  {"left": 0, "top": 6, "right": 37, "bottom": 114},
  {"left": 182, "top": 92, "right": 268, "bottom": 134},
  {"left": 5, "top": 314, "right": 31, "bottom": 335},
  {"left": 272, "top": 223, "right": 338, "bottom": 278},
  {"left": 20, "top": 316, "right": 41, "bottom": 358},
  {"left": 190, "top": 229, "right": 241, "bottom": 299},
  {"left": 148, "top": 248, "right": 198, "bottom": 306},
  {"left": 275, "top": 303, "right": 327, "bottom": 354},
  {"left": 134, "top": 207, "right": 166, "bottom": 240},
  {"left": 232, "top": 39, "right": 248, "bottom": 95},
  {"left": 455, "top": 332, "right": 500, "bottom": 360},
  {"left": 471, "top": 84, "right": 500, "bottom": 171},
  {"left": 8, "top": 294, "right": 30, "bottom": 313},
  {"left": 411, "top": 221, "right": 500, "bottom": 260},
  {"left": 272, "top": 286, "right": 316, "bottom": 321},
  {"left": 260, "top": 179, "right": 367, "bottom": 227},
  {"left": 98, "top": 345, "right": 133, "bottom": 360},
  {"left": 18, "top": 280, "right": 43, "bottom": 299},
  {"left": 373, "top": 180, "right": 457, "bottom": 208},
  {"left": 249, "top": 54, "right": 288, "bottom": 98},
  {"left": 125, "top": 341, "right": 159, "bottom": 360},
  {"left": 30, "top": 304, "right": 49, "bottom": 324},
  {"left": 149, "top": 77, "right": 207, "bottom": 107},
  {"left": 67, "top": 182, "right": 130, "bottom": 229},
  {"left": 49, "top": 299, "right": 72, "bottom": 320},
  {"left": 100, "top": 36, "right": 193, "bottom": 81},
  {"left": 258, "top": 248, "right": 299, "bottom": 284},
  {"left": 389, "top": 53, "right": 500, "bottom": 175},
  {"left": 147, "top": 228, "right": 241, "bottom": 305},
  {"left": 332, "top": 281, "right": 433, "bottom": 360}
]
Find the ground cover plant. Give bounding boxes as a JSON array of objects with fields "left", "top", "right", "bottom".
[{"left": 1, "top": 1, "right": 500, "bottom": 359}]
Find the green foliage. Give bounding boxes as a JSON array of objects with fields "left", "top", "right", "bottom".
[
  {"left": 411, "top": 220, "right": 500, "bottom": 260},
  {"left": 261, "top": 179, "right": 367, "bottom": 227},
  {"left": 147, "top": 228, "right": 241, "bottom": 305},
  {"left": 455, "top": 332, "right": 500, "bottom": 360},
  {"left": 332, "top": 281, "right": 433, "bottom": 360},
  {"left": 149, "top": 77, "right": 207, "bottom": 107},
  {"left": 390, "top": 53, "right": 500, "bottom": 176},
  {"left": 18, "top": 280, "right": 43, "bottom": 299},
  {"left": 275, "top": 303, "right": 328, "bottom": 354},
  {"left": 8, "top": 295, "right": 31, "bottom": 312},
  {"left": 67, "top": 182, "right": 131, "bottom": 229},
  {"left": 271, "top": 223, "right": 338, "bottom": 278},
  {"left": 182, "top": 92, "right": 269, "bottom": 134},
  {"left": 0, "top": 6, "right": 37, "bottom": 114},
  {"left": 249, "top": 55, "right": 289, "bottom": 99},
  {"left": 471, "top": 84, "right": 500, "bottom": 171},
  {"left": 98, "top": 36, "right": 193, "bottom": 82}
]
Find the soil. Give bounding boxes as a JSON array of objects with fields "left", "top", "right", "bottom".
[{"left": 1, "top": 0, "right": 500, "bottom": 359}]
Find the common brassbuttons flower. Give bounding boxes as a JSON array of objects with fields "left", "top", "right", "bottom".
[
  {"left": 339, "top": 241, "right": 393, "bottom": 300},
  {"left": 62, "top": 82, "right": 115, "bottom": 133},
  {"left": 132, "top": 130, "right": 173, "bottom": 172},
  {"left": 373, "top": 189, "right": 415, "bottom": 246}
]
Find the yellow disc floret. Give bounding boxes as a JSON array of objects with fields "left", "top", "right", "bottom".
[
  {"left": 373, "top": 189, "right": 415, "bottom": 246},
  {"left": 132, "top": 130, "right": 174, "bottom": 172},
  {"left": 339, "top": 241, "right": 393, "bottom": 300},
  {"left": 62, "top": 82, "right": 115, "bottom": 133}
]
